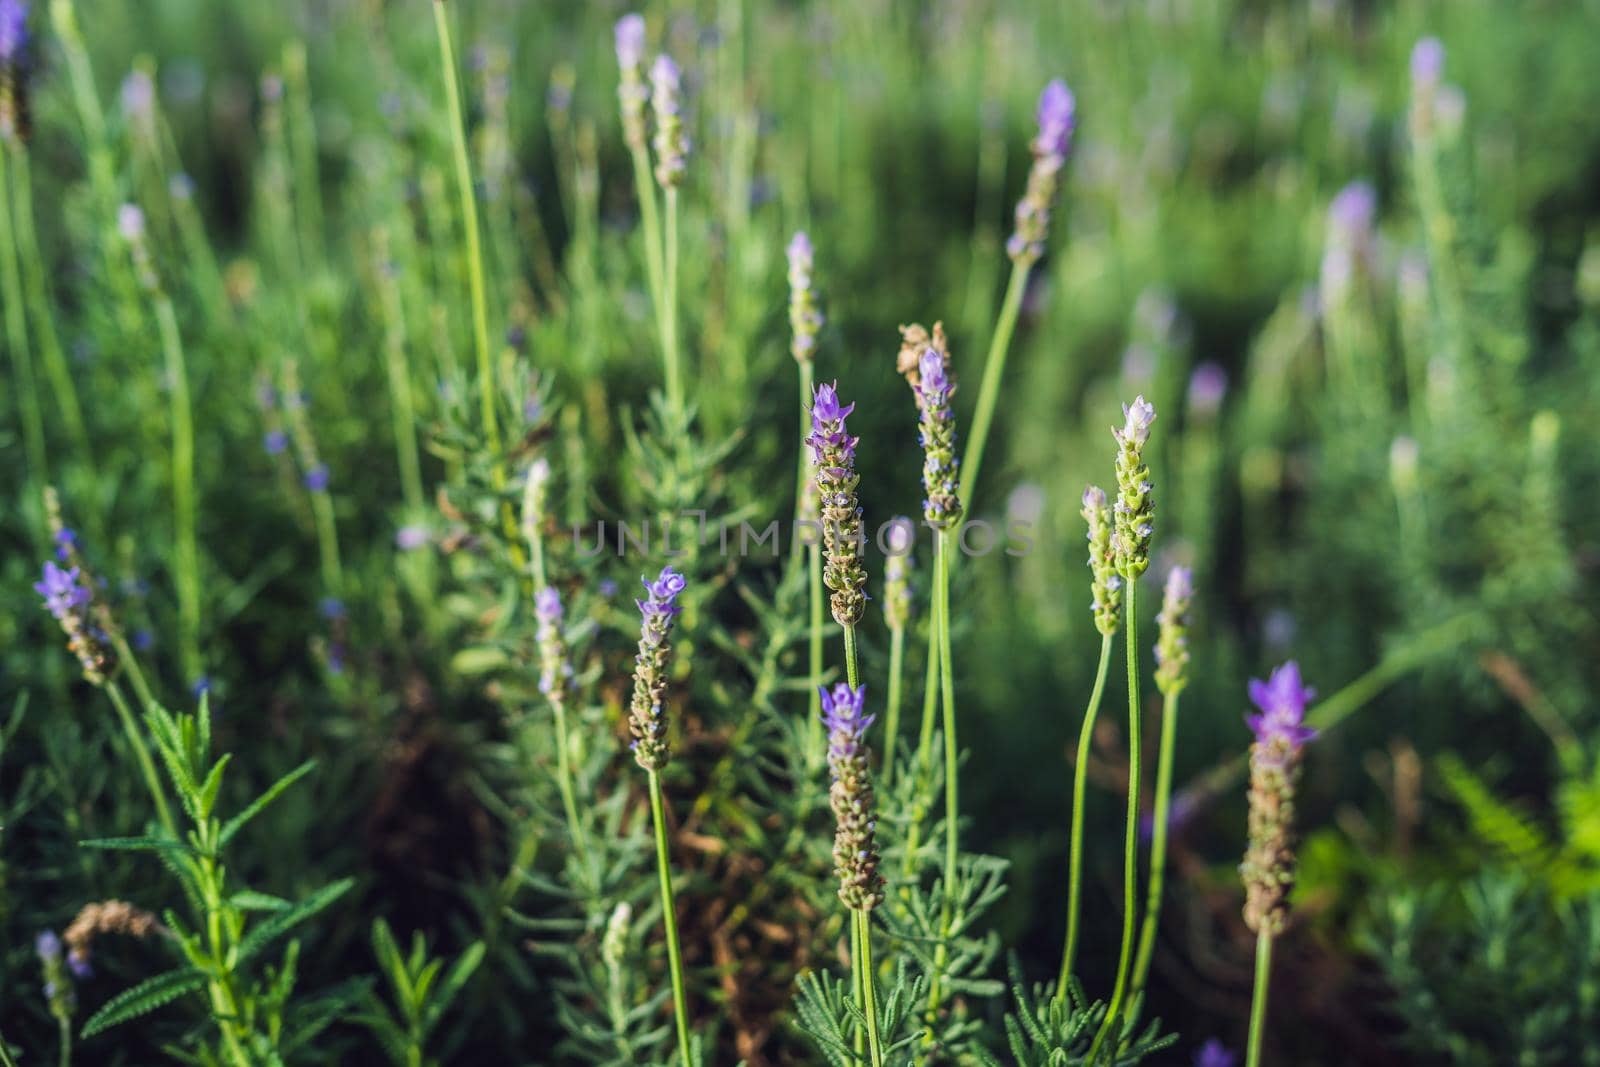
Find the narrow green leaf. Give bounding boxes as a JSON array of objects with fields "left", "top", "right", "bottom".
[
  {"left": 81, "top": 968, "right": 207, "bottom": 1037},
  {"left": 230, "top": 890, "right": 291, "bottom": 912},
  {"left": 79, "top": 835, "right": 193, "bottom": 854},
  {"left": 197, "top": 753, "right": 231, "bottom": 820},
  {"left": 235, "top": 878, "right": 355, "bottom": 966},
  {"left": 422, "top": 941, "right": 484, "bottom": 1036},
  {"left": 220, "top": 760, "right": 317, "bottom": 845}
]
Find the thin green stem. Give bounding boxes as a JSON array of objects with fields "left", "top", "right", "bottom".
[
  {"left": 552, "top": 703, "right": 591, "bottom": 877},
  {"left": 926, "top": 530, "right": 959, "bottom": 1025},
  {"left": 151, "top": 291, "right": 202, "bottom": 684},
  {"left": 1245, "top": 930, "right": 1274, "bottom": 1067},
  {"left": 843, "top": 623, "right": 860, "bottom": 690},
  {"left": 0, "top": 1028, "right": 16, "bottom": 1067},
  {"left": 1091, "top": 578, "right": 1141, "bottom": 1061},
  {"left": 807, "top": 538, "right": 825, "bottom": 773},
  {"left": 56, "top": 1015, "right": 71, "bottom": 1067},
  {"left": 432, "top": 0, "right": 498, "bottom": 459},
  {"left": 856, "top": 910, "right": 886, "bottom": 1067},
  {"left": 628, "top": 142, "right": 666, "bottom": 323},
  {"left": 375, "top": 236, "right": 425, "bottom": 514},
  {"left": 1056, "top": 629, "right": 1115, "bottom": 1001},
  {"left": 958, "top": 261, "right": 1029, "bottom": 511},
  {"left": 662, "top": 187, "right": 684, "bottom": 421},
  {"left": 0, "top": 146, "right": 48, "bottom": 502},
  {"left": 881, "top": 625, "right": 905, "bottom": 787},
  {"left": 850, "top": 913, "right": 865, "bottom": 1060},
  {"left": 647, "top": 770, "right": 694, "bottom": 1067},
  {"left": 1131, "top": 689, "right": 1181, "bottom": 1003},
  {"left": 104, "top": 681, "right": 175, "bottom": 838}
]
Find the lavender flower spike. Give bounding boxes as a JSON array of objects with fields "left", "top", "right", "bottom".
[
  {"left": 35, "top": 494, "right": 118, "bottom": 686},
  {"left": 787, "top": 231, "right": 823, "bottom": 365},
  {"left": 1240, "top": 661, "right": 1316, "bottom": 935},
  {"left": 898, "top": 323, "right": 963, "bottom": 529},
  {"left": 1007, "top": 78, "right": 1076, "bottom": 265},
  {"left": 628, "top": 566, "right": 687, "bottom": 769},
  {"left": 650, "top": 53, "right": 688, "bottom": 188},
  {"left": 614, "top": 14, "right": 648, "bottom": 150},
  {"left": 535, "top": 586, "right": 573, "bottom": 704},
  {"left": 1154, "top": 565, "right": 1194, "bottom": 696},
  {"left": 807, "top": 382, "right": 868, "bottom": 626},
  {"left": 821, "top": 683, "right": 884, "bottom": 911},
  {"left": 0, "top": 0, "right": 25, "bottom": 60},
  {"left": 882, "top": 517, "right": 914, "bottom": 632},
  {"left": 1082, "top": 486, "right": 1121, "bottom": 635},
  {"left": 1112, "top": 395, "right": 1156, "bottom": 578}
]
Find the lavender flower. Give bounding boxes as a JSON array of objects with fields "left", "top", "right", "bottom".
[
  {"left": 536, "top": 586, "right": 573, "bottom": 702},
  {"left": 882, "top": 517, "right": 913, "bottom": 632},
  {"left": 1154, "top": 565, "right": 1193, "bottom": 695},
  {"left": 1082, "top": 485, "right": 1121, "bottom": 635},
  {"left": 1410, "top": 37, "right": 1445, "bottom": 92},
  {"left": 1187, "top": 362, "right": 1228, "bottom": 419},
  {"left": 650, "top": 54, "right": 688, "bottom": 188},
  {"left": 34, "top": 524, "right": 116, "bottom": 687},
  {"left": 396, "top": 524, "right": 430, "bottom": 551},
  {"left": 615, "top": 14, "right": 649, "bottom": 150},
  {"left": 1194, "top": 1039, "right": 1238, "bottom": 1067},
  {"left": 121, "top": 68, "right": 154, "bottom": 129},
  {"left": 1241, "top": 661, "right": 1316, "bottom": 935},
  {"left": 628, "top": 566, "right": 686, "bottom": 770},
  {"left": 0, "top": 0, "right": 27, "bottom": 143},
  {"left": 264, "top": 430, "right": 289, "bottom": 455},
  {"left": 304, "top": 463, "right": 330, "bottom": 492},
  {"left": 786, "top": 231, "right": 823, "bottom": 364},
  {"left": 820, "top": 683, "right": 884, "bottom": 911},
  {"left": 899, "top": 323, "right": 963, "bottom": 529},
  {"left": 1112, "top": 396, "right": 1156, "bottom": 578},
  {"left": 1007, "top": 78, "right": 1076, "bottom": 265},
  {"left": 117, "top": 203, "right": 146, "bottom": 243},
  {"left": 522, "top": 456, "right": 551, "bottom": 548},
  {"left": 37, "top": 928, "right": 75, "bottom": 1018},
  {"left": 0, "top": 0, "right": 24, "bottom": 59},
  {"left": 807, "top": 382, "right": 867, "bottom": 626}
]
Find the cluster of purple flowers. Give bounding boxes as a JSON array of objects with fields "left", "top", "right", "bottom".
[
  {"left": 650, "top": 53, "right": 688, "bottom": 188},
  {"left": 807, "top": 382, "right": 868, "bottom": 627},
  {"left": 1007, "top": 79, "right": 1076, "bottom": 265},
  {"left": 628, "top": 566, "right": 687, "bottom": 770},
  {"left": 0, "top": 0, "right": 27, "bottom": 147},
  {"left": 1112, "top": 396, "right": 1157, "bottom": 578},
  {"left": 34, "top": 522, "right": 116, "bottom": 686},
  {"left": 786, "top": 231, "right": 822, "bottom": 365},
  {"left": 1241, "top": 661, "right": 1316, "bottom": 935},
  {"left": 614, "top": 14, "right": 648, "bottom": 149},
  {"left": 536, "top": 586, "right": 574, "bottom": 704},
  {"left": 820, "top": 683, "right": 884, "bottom": 911}
]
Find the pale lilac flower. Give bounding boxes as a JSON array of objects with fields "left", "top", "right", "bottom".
[
  {"left": 1007, "top": 78, "right": 1076, "bottom": 263},
  {"left": 1410, "top": 37, "right": 1445, "bottom": 90},
  {"left": 1246, "top": 660, "right": 1317, "bottom": 756},
  {"left": 1117, "top": 395, "right": 1157, "bottom": 449},
  {"left": 1195, "top": 1039, "right": 1237, "bottom": 1067},
  {"left": 35, "top": 562, "right": 88, "bottom": 620},
  {"left": 117, "top": 203, "right": 146, "bottom": 242},
  {"left": 396, "top": 524, "right": 429, "bottom": 551},
  {"left": 820, "top": 682, "right": 883, "bottom": 911},
  {"left": 650, "top": 54, "right": 688, "bottom": 187},
  {"left": 0, "top": 0, "right": 27, "bottom": 62},
  {"left": 264, "top": 430, "right": 289, "bottom": 455},
  {"left": 535, "top": 586, "right": 563, "bottom": 623},
  {"left": 628, "top": 566, "right": 687, "bottom": 769},
  {"left": 54, "top": 527, "right": 77, "bottom": 561},
  {"left": 1188, "top": 362, "right": 1228, "bottom": 417},
  {"left": 1035, "top": 78, "right": 1076, "bottom": 159},
  {"left": 614, "top": 13, "right": 646, "bottom": 69},
  {"left": 121, "top": 69, "right": 155, "bottom": 124},
  {"left": 303, "top": 464, "right": 330, "bottom": 491}
]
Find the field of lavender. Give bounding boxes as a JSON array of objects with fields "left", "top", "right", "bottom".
[{"left": 4, "top": 0, "right": 1600, "bottom": 1064}]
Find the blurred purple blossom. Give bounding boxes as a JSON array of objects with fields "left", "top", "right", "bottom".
[{"left": 35, "top": 563, "right": 88, "bottom": 620}]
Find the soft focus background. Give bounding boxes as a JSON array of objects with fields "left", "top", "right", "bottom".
[{"left": 3, "top": 0, "right": 1600, "bottom": 1064}]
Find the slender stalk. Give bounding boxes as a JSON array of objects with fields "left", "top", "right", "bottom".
[
  {"left": 881, "top": 625, "right": 905, "bottom": 787},
  {"left": 647, "top": 770, "right": 694, "bottom": 1067},
  {"left": 958, "top": 261, "right": 1028, "bottom": 510},
  {"left": 1245, "top": 930, "right": 1274, "bottom": 1067},
  {"left": 151, "top": 291, "right": 202, "bottom": 684},
  {"left": 627, "top": 139, "right": 666, "bottom": 327},
  {"left": 1090, "top": 579, "right": 1141, "bottom": 1060},
  {"left": 551, "top": 703, "right": 592, "bottom": 877},
  {"left": 1131, "top": 689, "right": 1181, "bottom": 1002},
  {"left": 807, "top": 533, "right": 825, "bottom": 771},
  {"left": 856, "top": 910, "right": 886, "bottom": 1067},
  {"left": 662, "top": 187, "right": 684, "bottom": 421},
  {"left": 0, "top": 1027, "right": 19, "bottom": 1067},
  {"left": 843, "top": 624, "right": 860, "bottom": 690},
  {"left": 0, "top": 146, "right": 48, "bottom": 502},
  {"left": 1056, "top": 630, "right": 1115, "bottom": 1000},
  {"left": 374, "top": 231, "right": 425, "bottom": 514},
  {"left": 925, "top": 530, "right": 959, "bottom": 1024},
  {"left": 850, "top": 914, "right": 865, "bottom": 1060},
  {"left": 104, "top": 681, "right": 175, "bottom": 839},
  {"left": 56, "top": 1016, "right": 70, "bottom": 1067},
  {"left": 900, "top": 634, "right": 938, "bottom": 886},
  {"left": 432, "top": 0, "right": 498, "bottom": 459}
]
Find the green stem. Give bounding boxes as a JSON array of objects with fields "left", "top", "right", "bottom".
[
  {"left": 1131, "top": 689, "right": 1180, "bottom": 1004},
  {"left": 56, "top": 1015, "right": 71, "bottom": 1067},
  {"left": 843, "top": 623, "right": 860, "bottom": 690},
  {"left": 0, "top": 1028, "right": 18, "bottom": 1067},
  {"left": 628, "top": 141, "right": 666, "bottom": 327},
  {"left": 151, "top": 291, "right": 202, "bottom": 684},
  {"left": 881, "top": 625, "right": 905, "bottom": 787},
  {"left": 0, "top": 145, "right": 48, "bottom": 501},
  {"left": 856, "top": 910, "right": 886, "bottom": 1067},
  {"left": 551, "top": 703, "right": 591, "bottom": 877},
  {"left": 925, "top": 530, "right": 959, "bottom": 1025},
  {"left": 662, "top": 187, "right": 684, "bottom": 421},
  {"left": 808, "top": 539, "right": 825, "bottom": 772},
  {"left": 375, "top": 238, "right": 425, "bottom": 514},
  {"left": 958, "top": 261, "right": 1028, "bottom": 511},
  {"left": 103, "top": 681, "right": 176, "bottom": 839},
  {"left": 647, "top": 770, "right": 694, "bottom": 1067},
  {"left": 1056, "top": 629, "right": 1115, "bottom": 1001},
  {"left": 850, "top": 913, "right": 865, "bottom": 1060},
  {"left": 1091, "top": 578, "right": 1141, "bottom": 1060},
  {"left": 1245, "top": 930, "right": 1274, "bottom": 1067},
  {"left": 432, "top": 0, "right": 498, "bottom": 459}
]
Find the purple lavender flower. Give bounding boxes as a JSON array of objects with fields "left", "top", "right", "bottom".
[
  {"left": 808, "top": 382, "right": 868, "bottom": 626},
  {"left": 319, "top": 597, "right": 346, "bottom": 620},
  {"left": 650, "top": 53, "right": 689, "bottom": 188},
  {"left": 1194, "top": 1039, "right": 1238, "bottom": 1067},
  {"left": 117, "top": 203, "right": 145, "bottom": 243},
  {"left": 1410, "top": 37, "right": 1445, "bottom": 90},
  {"left": 1153, "top": 564, "right": 1194, "bottom": 695},
  {"left": 35, "top": 562, "right": 89, "bottom": 620},
  {"left": 910, "top": 339, "right": 963, "bottom": 529},
  {"left": 121, "top": 69, "right": 154, "bottom": 125},
  {"left": 1245, "top": 661, "right": 1317, "bottom": 756},
  {"left": 54, "top": 527, "right": 78, "bottom": 561},
  {"left": 615, "top": 13, "right": 646, "bottom": 69},
  {"left": 599, "top": 578, "right": 619, "bottom": 599},
  {"left": 1187, "top": 362, "right": 1228, "bottom": 418},
  {"left": 303, "top": 464, "right": 330, "bottom": 491},
  {"left": 1007, "top": 78, "right": 1076, "bottom": 264},
  {"left": 628, "top": 566, "right": 686, "bottom": 769},
  {"left": 536, "top": 586, "right": 572, "bottom": 700},
  {"left": 35, "top": 929, "right": 61, "bottom": 963},
  {"left": 820, "top": 683, "right": 883, "bottom": 911},
  {"left": 787, "top": 231, "right": 823, "bottom": 364},
  {"left": 263, "top": 429, "right": 288, "bottom": 455},
  {"left": 536, "top": 586, "right": 562, "bottom": 623},
  {"left": 0, "top": 0, "right": 26, "bottom": 63},
  {"left": 1327, "top": 179, "right": 1376, "bottom": 240},
  {"left": 395, "top": 524, "right": 429, "bottom": 551}
]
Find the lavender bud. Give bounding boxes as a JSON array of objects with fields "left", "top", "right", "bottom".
[
  {"left": 1240, "top": 661, "right": 1316, "bottom": 935},
  {"left": 1007, "top": 78, "right": 1075, "bottom": 265},
  {"left": 1187, "top": 362, "right": 1228, "bottom": 419},
  {"left": 303, "top": 463, "right": 331, "bottom": 492},
  {"left": 34, "top": 496, "right": 117, "bottom": 687},
  {"left": 117, "top": 203, "right": 146, "bottom": 243},
  {"left": 1082, "top": 485, "right": 1121, "bottom": 635},
  {"left": 786, "top": 231, "right": 823, "bottom": 364},
  {"left": 1153, "top": 565, "right": 1193, "bottom": 695},
  {"left": 628, "top": 566, "right": 686, "bottom": 770},
  {"left": 0, "top": 0, "right": 26, "bottom": 63},
  {"left": 120, "top": 68, "right": 154, "bottom": 129},
  {"left": 522, "top": 456, "right": 551, "bottom": 548},
  {"left": 650, "top": 54, "right": 688, "bottom": 188},
  {"left": 1112, "top": 396, "right": 1157, "bottom": 578},
  {"left": 807, "top": 382, "right": 867, "bottom": 626},
  {"left": 615, "top": 14, "right": 649, "bottom": 150},
  {"left": 820, "top": 683, "right": 884, "bottom": 911},
  {"left": 535, "top": 586, "right": 573, "bottom": 703},
  {"left": 901, "top": 324, "right": 963, "bottom": 529},
  {"left": 395, "top": 524, "right": 430, "bottom": 551},
  {"left": 1195, "top": 1039, "right": 1238, "bottom": 1067},
  {"left": 1409, "top": 37, "right": 1445, "bottom": 92},
  {"left": 882, "top": 517, "right": 914, "bottom": 631}
]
